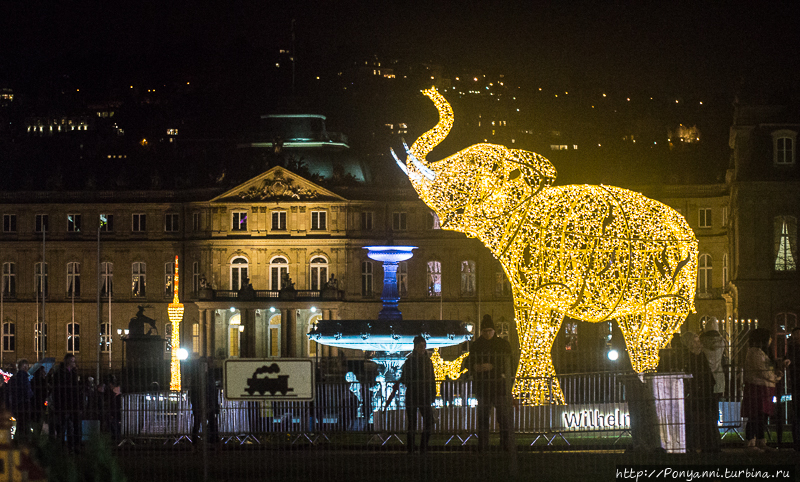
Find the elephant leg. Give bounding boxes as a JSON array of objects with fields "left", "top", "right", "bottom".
[
  {"left": 617, "top": 297, "right": 691, "bottom": 373},
  {"left": 512, "top": 308, "right": 566, "bottom": 405}
]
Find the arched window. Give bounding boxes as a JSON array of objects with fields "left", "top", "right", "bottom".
[
  {"left": 310, "top": 257, "right": 328, "bottom": 291},
  {"left": 460, "top": 260, "right": 476, "bottom": 296},
  {"left": 270, "top": 257, "right": 289, "bottom": 290},
  {"left": 2, "top": 322, "right": 14, "bottom": 352},
  {"left": 2, "top": 262, "right": 15, "bottom": 297},
  {"left": 427, "top": 261, "right": 442, "bottom": 297},
  {"left": 228, "top": 314, "right": 242, "bottom": 358},
  {"left": 230, "top": 257, "right": 249, "bottom": 290},
  {"left": 774, "top": 216, "right": 797, "bottom": 272},
  {"left": 67, "top": 322, "right": 80, "bottom": 353},
  {"left": 698, "top": 254, "right": 712, "bottom": 294}
]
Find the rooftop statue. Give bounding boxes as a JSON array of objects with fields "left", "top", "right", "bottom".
[{"left": 393, "top": 87, "right": 698, "bottom": 405}]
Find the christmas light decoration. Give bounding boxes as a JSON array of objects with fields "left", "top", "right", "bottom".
[
  {"left": 396, "top": 87, "right": 698, "bottom": 405},
  {"left": 430, "top": 348, "right": 469, "bottom": 397},
  {"left": 168, "top": 255, "right": 184, "bottom": 391}
]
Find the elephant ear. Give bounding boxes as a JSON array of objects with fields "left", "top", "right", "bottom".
[{"left": 496, "top": 150, "right": 557, "bottom": 213}]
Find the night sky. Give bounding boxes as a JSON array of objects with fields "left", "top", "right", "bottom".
[{"left": 3, "top": 1, "right": 798, "bottom": 98}]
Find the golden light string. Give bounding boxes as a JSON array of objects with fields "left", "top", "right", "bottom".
[
  {"left": 430, "top": 349, "right": 469, "bottom": 398},
  {"left": 401, "top": 87, "right": 698, "bottom": 405}
]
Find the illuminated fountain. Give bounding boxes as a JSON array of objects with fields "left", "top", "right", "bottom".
[{"left": 308, "top": 246, "right": 473, "bottom": 409}]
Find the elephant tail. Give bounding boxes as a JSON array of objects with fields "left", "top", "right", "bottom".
[{"left": 410, "top": 87, "right": 454, "bottom": 163}]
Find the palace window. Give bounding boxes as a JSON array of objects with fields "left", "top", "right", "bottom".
[
  {"left": 35, "top": 262, "right": 48, "bottom": 297},
  {"left": 310, "top": 257, "right": 328, "bottom": 291},
  {"left": 2, "top": 322, "right": 14, "bottom": 352},
  {"left": 230, "top": 257, "right": 249, "bottom": 291},
  {"left": 773, "top": 130, "right": 797, "bottom": 165},
  {"left": 35, "top": 214, "right": 49, "bottom": 233},
  {"left": 100, "top": 323, "right": 112, "bottom": 353},
  {"left": 132, "top": 213, "right": 146, "bottom": 232},
  {"left": 66, "top": 262, "right": 81, "bottom": 297},
  {"left": 3, "top": 214, "right": 16, "bottom": 233},
  {"left": 272, "top": 211, "right": 287, "bottom": 231},
  {"left": 34, "top": 323, "right": 47, "bottom": 354},
  {"left": 361, "top": 211, "right": 373, "bottom": 231},
  {"left": 427, "top": 261, "right": 442, "bottom": 297},
  {"left": 165, "top": 213, "right": 179, "bottom": 232},
  {"left": 193, "top": 261, "right": 200, "bottom": 293},
  {"left": 192, "top": 212, "right": 201, "bottom": 232},
  {"left": 232, "top": 211, "right": 248, "bottom": 231},
  {"left": 698, "top": 208, "right": 712, "bottom": 229},
  {"left": 165, "top": 261, "right": 175, "bottom": 297},
  {"left": 398, "top": 262, "right": 408, "bottom": 297},
  {"left": 101, "top": 262, "right": 113, "bottom": 297},
  {"left": 698, "top": 254, "right": 712, "bottom": 293},
  {"left": 311, "top": 211, "right": 327, "bottom": 230},
  {"left": 2, "top": 262, "right": 15, "bottom": 297},
  {"left": 361, "top": 261, "right": 373, "bottom": 297},
  {"left": 495, "top": 267, "right": 511, "bottom": 297},
  {"left": 100, "top": 214, "right": 114, "bottom": 232},
  {"left": 460, "top": 260, "right": 476, "bottom": 296},
  {"left": 392, "top": 212, "right": 407, "bottom": 231},
  {"left": 67, "top": 214, "right": 81, "bottom": 232},
  {"left": 132, "top": 262, "right": 146, "bottom": 297},
  {"left": 270, "top": 257, "right": 289, "bottom": 290},
  {"left": 67, "top": 322, "right": 80, "bottom": 353}
]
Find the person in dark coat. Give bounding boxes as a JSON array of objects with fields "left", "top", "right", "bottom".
[
  {"left": 7, "top": 359, "right": 33, "bottom": 443},
  {"left": 785, "top": 327, "right": 800, "bottom": 452},
  {"left": 386, "top": 335, "right": 436, "bottom": 453},
  {"left": 30, "top": 367, "right": 48, "bottom": 434},
  {"left": 467, "top": 315, "right": 517, "bottom": 452},
  {"left": 681, "top": 332, "right": 720, "bottom": 453},
  {"left": 190, "top": 357, "right": 220, "bottom": 446},
  {"left": 52, "top": 354, "right": 82, "bottom": 451}
]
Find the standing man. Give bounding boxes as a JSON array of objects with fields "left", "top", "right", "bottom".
[
  {"left": 7, "top": 359, "right": 33, "bottom": 443},
  {"left": 190, "top": 357, "right": 220, "bottom": 447},
  {"left": 52, "top": 354, "right": 82, "bottom": 452},
  {"left": 468, "top": 315, "right": 517, "bottom": 452},
  {"left": 785, "top": 327, "right": 800, "bottom": 452},
  {"left": 385, "top": 335, "right": 436, "bottom": 453}
]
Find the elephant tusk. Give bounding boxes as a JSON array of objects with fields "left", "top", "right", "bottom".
[
  {"left": 404, "top": 144, "right": 436, "bottom": 181},
  {"left": 390, "top": 148, "right": 409, "bottom": 175}
]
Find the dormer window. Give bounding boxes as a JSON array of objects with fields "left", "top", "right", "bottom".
[{"left": 773, "top": 129, "right": 796, "bottom": 166}]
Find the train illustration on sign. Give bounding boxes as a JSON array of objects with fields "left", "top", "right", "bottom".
[{"left": 243, "top": 363, "right": 294, "bottom": 396}]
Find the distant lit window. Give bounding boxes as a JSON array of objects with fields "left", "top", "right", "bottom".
[
  {"left": 269, "top": 257, "right": 288, "bottom": 290},
  {"left": 132, "top": 262, "right": 146, "bottom": 297},
  {"left": 311, "top": 211, "right": 327, "bottom": 230},
  {"left": 232, "top": 211, "right": 247, "bottom": 231},
  {"left": 165, "top": 261, "right": 175, "bottom": 297},
  {"left": 698, "top": 208, "right": 712, "bottom": 229},
  {"left": 167, "top": 129, "right": 178, "bottom": 135},
  {"left": 34, "top": 323, "right": 47, "bottom": 354},
  {"left": 774, "top": 216, "right": 797, "bottom": 272},
  {"left": 192, "top": 261, "right": 200, "bottom": 293},
  {"left": 564, "top": 321, "right": 577, "bottom": 350},
  {"left": 427, "top": 261, "right": 442, "bottom": 297},
  {"left": 773, "top": 130, "right": 797, "bottom": 166},
  {"left": 67, "top": 322, "right": 80, "bottom": 353},
  {"left": 100, "top": 323, "right": 112, "bottom": 353}
]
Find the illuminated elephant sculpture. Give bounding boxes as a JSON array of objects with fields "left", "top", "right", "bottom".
[{"left": 393, "top": 87, "right": 698, "bottom": 405}]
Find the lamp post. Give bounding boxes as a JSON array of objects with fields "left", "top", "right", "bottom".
[{"left": 117, "top": 328, "right": 129, "bottom": 372}]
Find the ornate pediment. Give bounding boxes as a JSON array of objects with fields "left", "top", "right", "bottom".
[{"left": 211, "top": 167, "right": 346, "bottom": 203}]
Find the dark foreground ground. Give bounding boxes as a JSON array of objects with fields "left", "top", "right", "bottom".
[{"left": 112, "top": 443, "right": 800, "bottom": 482}]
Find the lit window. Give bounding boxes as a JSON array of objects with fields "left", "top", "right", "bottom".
[
  {"left": 427, "top": 261, "right": 442, "bottom": 297},
  {"left": 564, "top": 321, "right": 577, "bottom": 350},
  {"left": 232, "top": 211, "right": 248, "bottom": 231},
  {"left": 272, "top": 211, "right": 287, "bottom": 231},
  {"left": 311, "top": 211, "right": 327, "bottom": 230},
  {"left": 164, "top": 261, "right": 175, "bottom": 297},
  {"left": 67, "top": 213, "right": 82, "bottom": 233},
  {"left": 774, "top": 216, "right": 797, "bottom": 272},
  {"left": 34, "top": 323, "right": 47, "bottom": 354},
  {"left": 698, "top": 208, "right": 712, "bottom": 228},
  {"left": 100, "top": 323, "right": 112, "bottom": 353}
]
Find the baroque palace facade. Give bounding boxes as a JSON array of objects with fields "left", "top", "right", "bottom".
[{"left": 0, "top": 101, "right": 797, "bottom": 372}]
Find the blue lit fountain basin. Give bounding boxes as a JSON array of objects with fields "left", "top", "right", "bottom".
[
  {"left": 307, "top": 319, "right": 472, "bottom": 353},
  {"left": 364, "top": 245, "right": 416, "bottom": 263}
]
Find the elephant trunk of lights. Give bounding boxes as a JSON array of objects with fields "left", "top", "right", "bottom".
[{"left": 395, "top": 87, "right": 698, "bottom": 405}]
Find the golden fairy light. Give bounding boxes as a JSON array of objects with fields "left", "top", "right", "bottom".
[
  {"left": 168, "top": 255, "right": 184, "bottom": 391},
  {"left": 395, "top": 87, "right": 698, "bottom": 405},
  {"left": 430, "top": 349, "right": 469, "bottom": 397}
]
